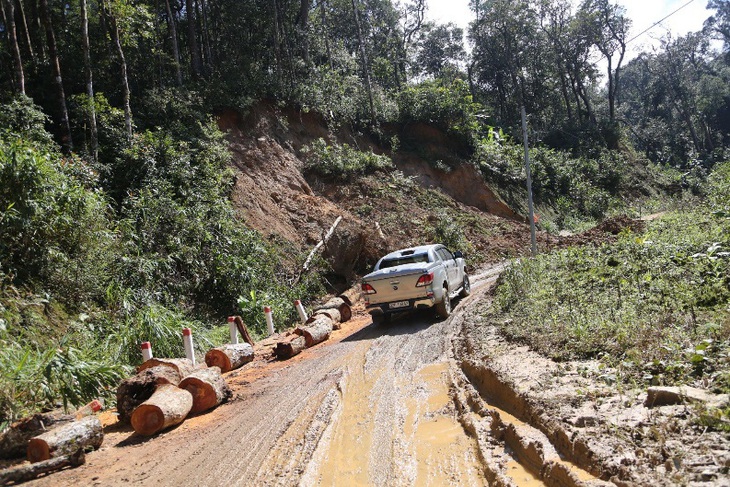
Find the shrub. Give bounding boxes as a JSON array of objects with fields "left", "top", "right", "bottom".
[{"left": 301, "top": 138, "right": 394, "bottom": 180}]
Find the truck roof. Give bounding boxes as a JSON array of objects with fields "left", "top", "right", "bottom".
[{"left": 380, "top": 244, "right": 441, "bottom": 260}]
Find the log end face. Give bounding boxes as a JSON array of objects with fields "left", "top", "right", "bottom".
[
  {"left": 205, "top": 350, "right": 232, "bottom": 373},
  {"left": 26, "top": 439, "right": 50, "bottom": 463},
  {"left": 131, "top": 405, "right": 165, "bottom": 436}
]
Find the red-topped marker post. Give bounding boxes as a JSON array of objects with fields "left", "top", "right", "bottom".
[
  {"left": 294, "top": 300, "right": 308, "bottom": 323},
  {"left": 182, "top": 328, "right": 195, "bottom": 366},
  {"left": 141, "top": 341, "right": 153, "bottom": 362},
  {"left": 227, "top": 316, "right": 239, "bottom": 344},
  {"left": 264, "top": 306, "right": 275, "bottom": 336}
]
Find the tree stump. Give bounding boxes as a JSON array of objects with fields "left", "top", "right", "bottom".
[
  {"left": 179, "top": 367, "right": 232, "bottom": 413},
  {"left": 274, "top": 335, "right": 307, "bottom": 360},
  {"left": 0, "top": 449, "right": 85, "bottom": 484},
  {"left": 26, "top": 416, "right": 103, "bottom": 463},
  {"left": 0, "top": 413, "right": 74, "bottom": 459},
  {"left": 204, "top": 343, "right": 254, "bottom": 373},
  {"left": 295, "top": 316, "right": 333, "bottom": 347},
  {"left": 137, "top": 358, "right": 195, "bottom": 377},
  {"left": 130, "top": 384, "right": 193, "bottom": 436},
  {"left": 116, "top": 365, "right": 183, "bottom": 424}
]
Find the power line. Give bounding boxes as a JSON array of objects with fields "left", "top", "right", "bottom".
[{"left": 626, "top": 0, "right": 699, "bottom": 46}]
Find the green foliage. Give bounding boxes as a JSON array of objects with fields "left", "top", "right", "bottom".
[
  {"left": 430, "top": 210, "right": 469, "bottom": 253},
  {"left": 301, "top": 138, "right": 394, "bottom": 180},
  {"left": 397, "top": 79, "right": 482, "bottom": 146},
  {"left": 708, "top": 161, "right": 730, "bottom": 214},
  {"left": 0, "top": 96, "right": 56, "bottom": 149},
  {"left": 491, "top": 209, "right": 730, "bottom": 399}
]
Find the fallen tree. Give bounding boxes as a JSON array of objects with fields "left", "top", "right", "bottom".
[
  {"left": 26, "top": 417, "right": 103, "bottom": 463},
  {"left": 0, "top": 413, "right": 74, "bottom": 459},
  {"left": 295, "top": 316, "right": 333, "bottom": 347},
  {"left": 179, "top": 367, "right": 232, "bottom": 413},
  {"left": 313, "top": 296, "right": 352, "bottom": 324},
  {"left": 130, "top": 384, "right": 193, "bottom": 436},
  {"left": 273, "top": 335, "right": 307, "bottom": 360},
  {"left": 0, "top": 449, "right": 85, "bottom": 484},
  {"left": 205, "top": 343, "right": 254, "bottom": 373},
  {"left": 116, "top": 365, "right": 183, "bottom": 424}
]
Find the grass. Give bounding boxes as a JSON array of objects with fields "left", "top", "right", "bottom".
[{"left": 490, "top": 208, "right": 730, "bottom": 401}]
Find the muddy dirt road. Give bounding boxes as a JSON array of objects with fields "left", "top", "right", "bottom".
[{"left": 29, "top": 266, "right": 500, "bottom": 486}]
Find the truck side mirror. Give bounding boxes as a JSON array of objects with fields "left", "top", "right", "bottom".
[{"left": 453, "top": 250, "right": 463, "bottom": 259}]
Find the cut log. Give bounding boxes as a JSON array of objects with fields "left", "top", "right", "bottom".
[
  {"left": 116, "top": 365, "right": 183, "bottom": 424},
  {"left": 179, "top": 367, "right": 232, "bottom": 413},
  {"left": 0, "top": 449, "right": 85, "bottom": 484},
  {"left": 338, "top": 287, "right": 361, "bottom": 307},
  {"left": 137, "top": 358, "right": 195, "bottom": 377},
  {"left": 273, "top": 335, "right": 307, "bottom": 360},
  {"left": 204, "top": 343, "right": 254, "bottom": 373},
  {"left": 294, "top": 316, "right": 333, "bottom": 347},
  {"left": 0, "top": 413, "right": 74, "bottom": 459},
  {"left": 26, "top": 416, "right": 103, "bottom": 463},
  {"left": 307, "top": 309, "right": 342, "bottom": 330},
  {"left": 314, "top": 297, "right": 352, "bottom": 322},
  {"left": 232, "top": 316, "right": 254, "bottom": 346},
  {"left": 131, "top": 384, "right": 192, "bottom": 436}
]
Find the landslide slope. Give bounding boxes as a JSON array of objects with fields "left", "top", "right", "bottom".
[{"left": 217, "top": 102, "right": 536, "bottom": 278}]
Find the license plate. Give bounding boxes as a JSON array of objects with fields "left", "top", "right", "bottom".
[{"left": 389, "top": 300, "right": 409, "bottom": 309}]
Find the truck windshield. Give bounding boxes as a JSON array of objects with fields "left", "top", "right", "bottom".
[{"left": 378, "top": 253, "right": 430, "bottom": 269}]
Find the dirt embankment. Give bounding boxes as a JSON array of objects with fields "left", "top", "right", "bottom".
[{"left": 216, "top": 102, "right": 536, "bottom": 278}]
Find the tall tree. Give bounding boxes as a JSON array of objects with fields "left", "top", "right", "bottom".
[
  {"left": 39, "top": 0, "right": 72, "bottom": 151},
  {"left": 185, "top": 0, "right": 202, "bottom": 78},
  {"left": 101, "top": 0, "right": 133, "bottom": 138},
  {"left": 164, "top": 0, "right": 183, "bottom": 85},
  {"left": 80, "top": 0, "right": 97, "bottom": 159},
  {"left": 352, "top": 0, "right": 376, "bottom": 124},
  {"left": 3, "top": 0, "right": 26, "bottom": 94}
]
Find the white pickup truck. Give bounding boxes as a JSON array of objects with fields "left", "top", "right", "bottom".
[{"left": 360, "top": 244, "right": 470, "bottom": 322}]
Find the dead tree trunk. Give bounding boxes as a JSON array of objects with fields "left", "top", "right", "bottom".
[
  {"left": 131, "top": 384, "right": 193, "bottom": 436},
  {"left": 0, "top": 449, "right": 85, "bottom": 484},
  {"left": 0, "top": 413, "right": 74, "bottom": 459},
  {"left": 116, "top": 365, "right": 183, "bottom": 424},
  {"left": 26, "top": 416, "right": 103, "bottom": 463},
  {"left": 295, "top": 316, "right": 333, "bottom": 347},
  {"left": 137, "top": 357, "right": 195, "bottom": 377},
  {"left": 179, "top": 367, "right": 231, "bottom": 413},
  {"left": 233, "top": 315, "right": 254, "bottom": 346},
  {"left": 274, "top": 335, "right": 306, "bottom": 360},
  {"left": 204, "top": 343, "right": 254, "bottom": 372}
]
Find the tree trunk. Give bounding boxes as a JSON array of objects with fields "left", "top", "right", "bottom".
[
  {"left": 16, "top": 0, "right": 35, "bottom": 61},
  {"left": 179, "top": 367, "right": 231, "bottom": 413},
  {"left": 137, "top": 357, "right": 196, "bottom": 377},
  {"left": 319, "top": 0, "right": 333, "bottom": 70},
  {"left": 274, "top": 335, "right": 307, "bottom": 360},
  {"left": 295, "top": 316, "right": 333, "bottom": 347},
  {"left": 164, "top": 0, "right": 183, "bottom": 86},
  {"left": 185, "top": 0, "right": 202, "bottom": 78},
  {"left": 39, "top": 0, "right": 72, "bottom": 152},
  {"left": 199, "top": 0, "right": 212, "bottom": 69},
  {"left": 3, "top": 0, "right": 25, "bottom": 94},
  {"left": 0, "top": 413, "right": 74, "bottom": 459},
  {"left": 102, "top": 0, "right": 133, "bottom": 139},
  {"left": 116, "top": 365, "right": 183, "bottom": 424},
  {"left": 27, "top": 416, "right": 103, "bottom": 463},
  {"left": 232, "top": 315, "right": 254, "bottom": 346},
  {"left": 0, "top": 449, "right": 85, "bottom": 484},
  {"left": 205, "top": 343, "right": 254, "bottom": 372},
  {"left": 80, "top": 0, "right": 97, "bottom": 160},
  {"left": 314, "top": 296, "right": 352, "bottom": 323},
  {"left": 130, "top": 384, "right": 193, "bottom": 436},
  {"left": 351, "top": 0, "right": 376, "bottom": 125}
]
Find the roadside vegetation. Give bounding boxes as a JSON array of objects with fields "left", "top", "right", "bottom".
[{"left": 490, "top": 162, "right": 730, "bottom": 428}]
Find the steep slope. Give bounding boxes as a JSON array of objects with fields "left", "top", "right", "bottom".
[{"left": 217, "top": 102, "right": 533, "bottom": 278}]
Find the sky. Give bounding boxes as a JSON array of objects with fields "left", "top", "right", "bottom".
[{"left": 424, "top": 0, "right": 717, "bottom": 59}]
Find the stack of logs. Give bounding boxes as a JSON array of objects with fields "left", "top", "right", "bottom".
[
  {"left": 274, "top": 295, "right": 352, "bottom": 360},
  {"left": 0, "top": 292, "right": 357, "bottom": 483}
]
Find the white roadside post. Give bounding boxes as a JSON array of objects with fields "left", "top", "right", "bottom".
[
  {"left": 294, "top": 300, "right": 308, "bottom": 323},
  {"left": 141, "top": 341, "right": 153, "bottom": 362},
  {"left": 264, "top": 306, "right": 275, "bottom": 336},
  {"left": 182, "top": 328, "right": 196, "bottom": 366},
  {"left": 227, "top": 316, "right": 239, "bottom": 344}
]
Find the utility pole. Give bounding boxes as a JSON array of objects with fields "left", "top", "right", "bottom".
[{"left": 521, "top": 106, "right": 537, "bottom": 256}]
